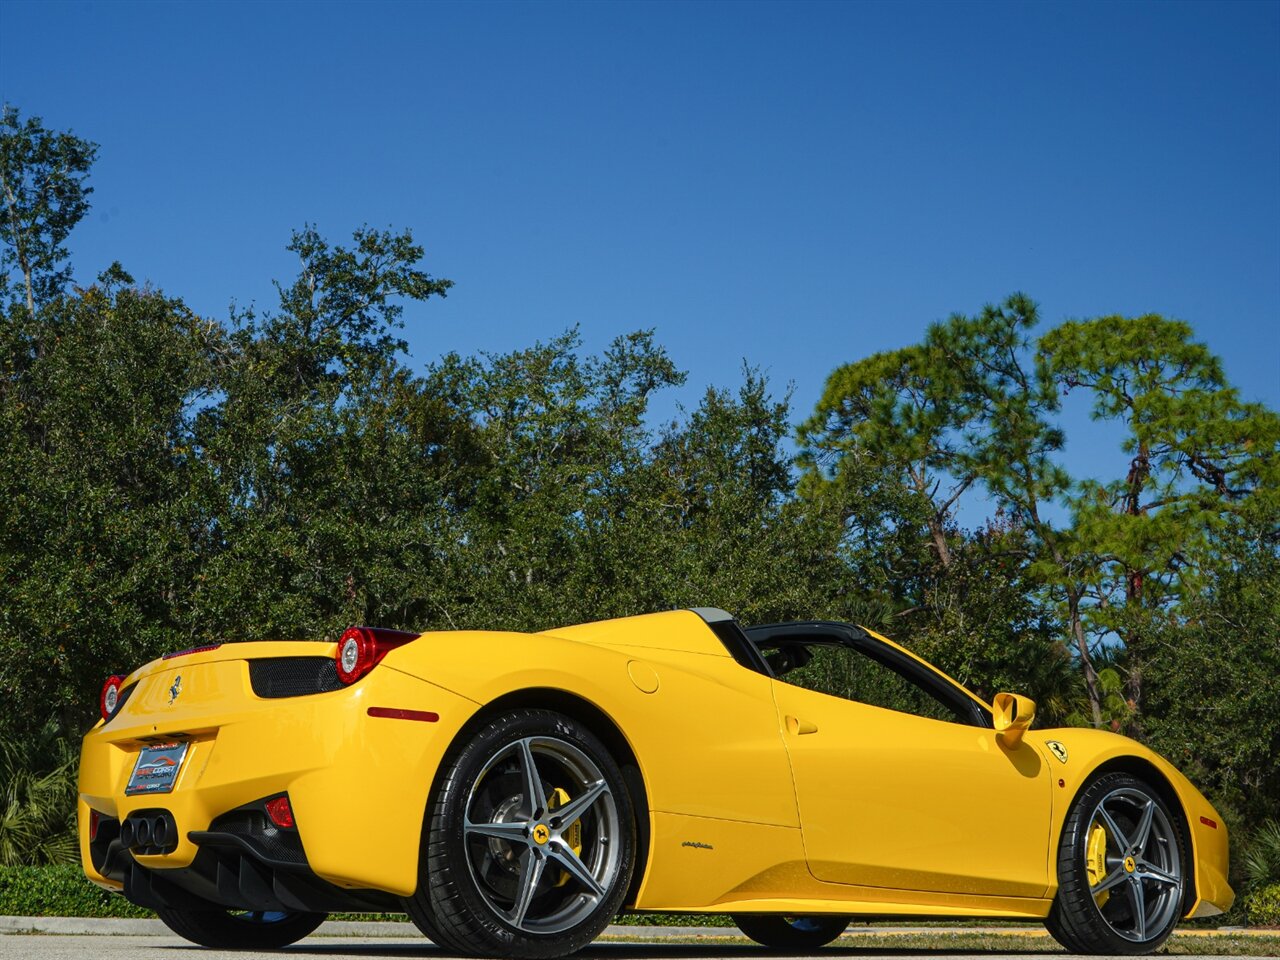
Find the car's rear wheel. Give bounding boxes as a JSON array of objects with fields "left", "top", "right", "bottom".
[
  {"left": 733, "top": 914, "right": 850, "bottom": 949},
  {"left": 155, "top": 907, "right": 325, "bottom": 948},
  {"left": 1046, "top": 772, "right": 1186, "bottom": 955},
  {"left": 412, "top": 708, "right": 636, "bottom": 958}
]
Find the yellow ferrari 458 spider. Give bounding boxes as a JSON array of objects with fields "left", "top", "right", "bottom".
[{"left": 79, "top": 608, "right": 1232, "bottom": 956}]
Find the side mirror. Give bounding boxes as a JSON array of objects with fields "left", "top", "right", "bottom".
[{"left": 992, "top": 692, "right": 1036, "bottom": 748}]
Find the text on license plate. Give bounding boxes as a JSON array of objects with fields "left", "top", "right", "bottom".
[{"left": 125, "top": 742, "right": 189, "bottom": 796}]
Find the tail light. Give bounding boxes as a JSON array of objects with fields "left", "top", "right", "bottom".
[
  {"left": 100, "top": 675, "right": 126, "bottom": 720},
  {"left": 335, "top": 626, "right": 419, "bottom": 685},
  {"left": 265, "top": 795, "right": 296, "bottom": 829}
]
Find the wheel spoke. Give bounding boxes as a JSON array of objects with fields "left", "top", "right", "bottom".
[
  {"left": 548, "top": 838, "right": 605, "bottom": 898},
  {"left": 509, "top": 849, "right": 546, "bottom": 928},
  {"left": 1128, "top": 877, "right": 1147, "bottom": 940},
  {"left": 1131, "top": 799, "right": 1156, "bottom": 855},
  {"left": 464, "top": 818, "right": 529, "bottom": 843},
  {"left": 1090, "top": 864, "right": 1129, "bottom": 896},
  {"left": 518, "top": 738, "right": 548, "bottom": 820},
  {"left": 461, "top": 728, "right": 623, "bottom": 935},
  {"left": 552, "top": 779, "right": 609, "bottom": 827},
  {"left": 1138, "top": 861, "right": 1180, "bottom": 886},
  {"left": 1096, "top": 804, "right": 1131, "bottom": 851}
]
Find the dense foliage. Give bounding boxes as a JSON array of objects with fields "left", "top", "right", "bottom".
[{"left": 2, "top": 107, "right": 1277, "bottom": 905}]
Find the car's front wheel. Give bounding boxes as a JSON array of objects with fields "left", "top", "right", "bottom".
[
  {"left": 155, "top": 907, "right": 325, "bottom": 948},
  {"left": 733, "top": 914, "right": 850, "bottom": 949},
  {"left": 1046, "top": 772, "right": 1186, "bottom": 955},
  {"left": 411, "top": 708, "right": 636, "bottom": 958}
]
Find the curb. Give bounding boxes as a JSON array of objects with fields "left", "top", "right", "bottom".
[
  {"left": 1, "top": 915, "right": 1272, "bottom": 939},
  {"left": 1, "top": 917, "right": 736, "bottom": 938}
]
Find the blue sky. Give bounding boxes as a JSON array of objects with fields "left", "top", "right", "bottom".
[{"left": 2, "top": 0, "right": 1277, "bottom": 498}]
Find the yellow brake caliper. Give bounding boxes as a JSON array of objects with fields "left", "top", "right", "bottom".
[
  {"left": 547, "top": 787, "right": 583, "bottom": 887},
  {"left": 1086, "top": 823, "right": 1110, "bottom": 907}
]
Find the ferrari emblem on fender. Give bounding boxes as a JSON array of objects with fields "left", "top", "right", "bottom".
[
  {"left": 168, "top": 675, "right": 182, "bottom": 705},
  {"left": 1047, "top": 740, "right": 1068, "bottom": 763}
]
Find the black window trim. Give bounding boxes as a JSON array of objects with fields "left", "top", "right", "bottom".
[{"left": 743, "top": 620, "right": 993, "bottom": 729}]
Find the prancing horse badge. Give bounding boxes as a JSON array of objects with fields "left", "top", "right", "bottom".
[{"left": 1047, "top": 740, "right": 1068, "bottom": 763}]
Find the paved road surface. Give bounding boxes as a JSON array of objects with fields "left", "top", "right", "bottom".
[{"left": 0, "top": 933, "right": 1266, "bottom": 960}]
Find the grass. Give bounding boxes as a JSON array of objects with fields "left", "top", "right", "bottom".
[{"left": 598, "top": 931, "right": 1280, "bottom": 955}]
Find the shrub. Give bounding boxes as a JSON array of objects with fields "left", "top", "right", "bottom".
[
  {"left": 0, "top": 728, "right": 79, "bottom": 866},
  {"left": 0, "top": 864, "right": 151, "bottom": 918},
  {"left": 1248, "top": 883, "right": 1280, "bottom": 927},
  {"left": 1246, "top": 820, "right": 1280, "bottom": 889}
]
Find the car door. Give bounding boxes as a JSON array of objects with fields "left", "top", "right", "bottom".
[{"left": 763, "top": 632, "right": 1052, "bottom": 899}]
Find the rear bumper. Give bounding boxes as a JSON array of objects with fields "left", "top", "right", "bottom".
[{"left": 79, "top": 660, "right": 478, "bottom": 900}]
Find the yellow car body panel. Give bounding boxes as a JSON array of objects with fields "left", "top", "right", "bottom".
[
  {"left": 1021, "top": 727, "right": 1233, "bottom": 918},
  {"left": 78, "top": 610, "right": 1232, "bottom": 923},
  {"left": 80, "top": 643, "right": 479, "bottom": 896},
  {"left": 770, "top": 679, "right": 1054, "bottom": 899}
]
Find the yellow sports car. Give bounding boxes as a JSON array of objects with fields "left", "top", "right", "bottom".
[{"left": 79, "top": 609, "right": 1232, "bottom": 956}]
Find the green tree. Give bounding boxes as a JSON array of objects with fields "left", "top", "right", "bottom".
[
  {"left": 188, "top": 225, "right": 453, "bottom": 641},
  {"left": 800, "top": 295, "right": 1087, "bottom": 716},
  {"left": 800, "top": 341, "right": 972, "bottom": 571},
  {"left": 1141, "top": 519, "right": 1280, "bottom": 826},
  {"left": 0, "top": 106, "right": 97, "bottom": 316},
  {"left": 0, "top": 271, "right": 220, "bottom": 740},
  {"left": 1041, "top": 315, "right": 1280, "bottom": 722}
]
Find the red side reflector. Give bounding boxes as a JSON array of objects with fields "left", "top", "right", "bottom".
[
  {"left": 265, "top": 796, "right": 295, "bottom": 829},
  {"left": 368, "top": 707, "right": 439, "bottom": 723},
  {"left": 89, "top": 809, "right": 101, "bottom": 841},
  {"left": 1200, "top": 815, "right": 1218, "bottom": 829}
]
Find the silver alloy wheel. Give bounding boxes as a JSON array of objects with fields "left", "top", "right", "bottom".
[
  {"left": 462, "top": 735, "right": 622, "bottom": 935},
  {"left": 1086, "top": 787, "right": 1183, "bottom": 943}
]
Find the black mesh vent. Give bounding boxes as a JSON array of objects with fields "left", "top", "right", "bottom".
[
  {"left": 248, "top": 657, "right": 342, "bottom": 699},
  {"left": 208, "top": 807, "right": 307, "bottom": 865}
]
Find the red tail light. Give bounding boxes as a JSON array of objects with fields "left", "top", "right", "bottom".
[
  {"left": 265, "top": 796, "right": 295, "bottom": 829},
  {"left": 335, "top": 626, "right": 419, "bottom": 685},
  {"left": 100, "top": 675, "right": 126, "bottom": 720}
]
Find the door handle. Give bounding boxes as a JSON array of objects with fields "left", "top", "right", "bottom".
[{"left": 785, "top": 715, "right": 818, "bottom": 735}]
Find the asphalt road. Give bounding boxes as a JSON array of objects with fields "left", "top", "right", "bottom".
[{"left": 0, "top": 934, "right": 1262, "bottom": 960}]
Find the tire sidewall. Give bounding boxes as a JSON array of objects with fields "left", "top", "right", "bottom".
[{"left": 429, "top": 709, "right": 636, "bottom": 957}]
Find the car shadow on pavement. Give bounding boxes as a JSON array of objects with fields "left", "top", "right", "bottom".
[{"left": 139, "top": 944, "right": 1011, "bottom": 958}]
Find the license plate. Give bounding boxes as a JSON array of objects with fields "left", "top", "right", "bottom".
[{"left": 125, "top": 742, "right": 189, "bottom": 796}]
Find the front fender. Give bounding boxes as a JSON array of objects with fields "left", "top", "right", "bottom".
[{"left": 1031, "top": 728, "right": 1233, "bottom": 917}]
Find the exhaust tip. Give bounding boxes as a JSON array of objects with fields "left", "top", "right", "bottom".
[{"left": 122, "top": 811, "right": 178, "bottom": 854}]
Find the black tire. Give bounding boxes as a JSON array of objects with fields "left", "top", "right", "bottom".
[
  {"left": 404, "top": 884, "right": 468, "bottom": 952},
  {"left": 155, "top": 907, "right": 325, "bottom": 949},
  {"left": 1046, "top": 772, "right": 1187, "bottom": 955},
  {"left": 733, "top": 914, "right": 850, "bottom": 949},
  {"left": 419, "top": 709, "right": 637, "bottom": 958}
]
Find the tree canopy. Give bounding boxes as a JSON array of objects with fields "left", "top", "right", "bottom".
[{"left": 2, "top": 107, "right": 1277, "bottom": 864}]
